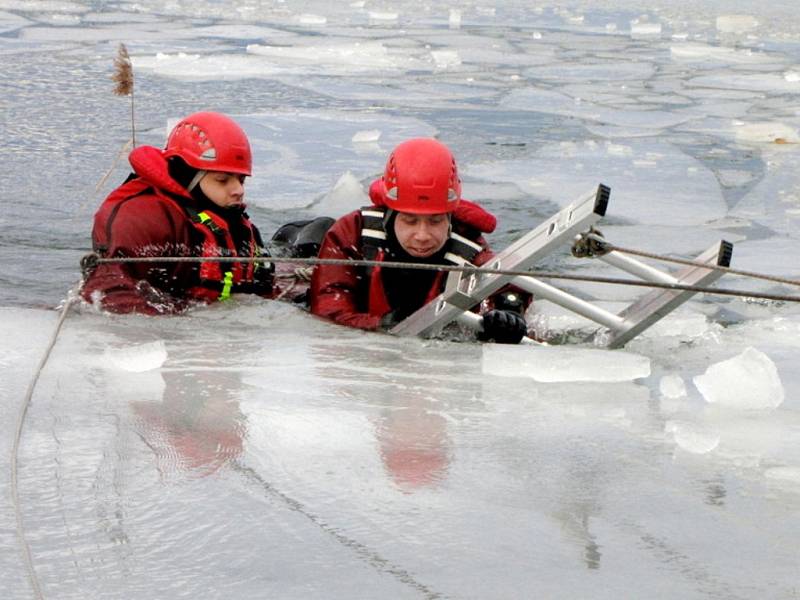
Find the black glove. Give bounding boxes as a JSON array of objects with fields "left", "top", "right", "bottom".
[
  {"left": 252, "top": 256, "right": 275, "bottom": 295},
  {"left": 480, "top": 309, "right": 528, "bottom": 344}
]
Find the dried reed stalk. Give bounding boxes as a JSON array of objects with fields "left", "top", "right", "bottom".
[
  {"left": 112, "top": 43, "right": 136, "bottom": 147},
  {"left": 76, "top": 44, "right": 137, "bottom": 214}
]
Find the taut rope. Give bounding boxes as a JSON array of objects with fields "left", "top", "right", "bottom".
[{"left": 84, "top": 254, "right": 800, "bottom": 304}]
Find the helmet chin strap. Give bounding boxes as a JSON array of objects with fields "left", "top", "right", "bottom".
[
  {"left": 382, "top": 208, "right": 395, "bottom": 228},
  {"left": 187, "top": 169, "right": 207, "bottom": 192}
]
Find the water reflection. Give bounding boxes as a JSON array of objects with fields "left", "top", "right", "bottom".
[
  {"left": 376, "top": 391, "right": 451, "bottom": 492},
  {"left": 130, "top": 369, "right": 247, "bottom": 478},
  {"left": 552, "top": 473, "right": 603, "bottom": 571},
  {"left": 486, "top": 380, "right": 656, "bottom": 573},
  {"left": 703, "top": 477, "right": 727, "bottom": 507},
  {"left": 308, "top": 338, "right": 485, "bottom": 494}
]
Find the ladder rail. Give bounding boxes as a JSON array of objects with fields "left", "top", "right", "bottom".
[
  {"left": 388, "top": 182, "right": 734, "bottom": 349},
  {"left": 390, "top": 184, "right": 610, "bottom": 337}
]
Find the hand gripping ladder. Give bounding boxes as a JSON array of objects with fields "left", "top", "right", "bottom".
[{"left": 389, "top": 184, "right": 733, "bottom": 349}]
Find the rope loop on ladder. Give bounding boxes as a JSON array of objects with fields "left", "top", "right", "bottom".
[{"left": 571, "top": 227, "right": 610, "bottom": 258}]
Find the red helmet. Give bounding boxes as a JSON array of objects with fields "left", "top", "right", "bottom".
[
  {"left": 163, "top": 112, "right": 252, "bottom": 176},
  {"left": 382, "top": 138, "right": 461, "bottom": 214}
]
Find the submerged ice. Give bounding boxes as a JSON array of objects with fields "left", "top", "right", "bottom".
[{"left": 101, "top": 339, "right": 168, "bottom": 373}]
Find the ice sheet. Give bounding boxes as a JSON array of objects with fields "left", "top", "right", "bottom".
[
  {"left": 232, "top": 111, "right": 436, "bottom": 210},
  {"left": 247, "top": 41, "right": 418, "bottom": 73},
  {"left": 4, "top": 303, "right": 799, "bottom": 599},
  {"left": 0, "top": 9, "right": 29, "bottom": 34},
  {"left": 688, "top": 72, "right": 800, "bottom": 93},
  {"left": 482, "top": 345, "right": 651, "bottom": 382},
  {"left": 501, "top": 87, "right": 698, "bottom": 131},
  {"left": 670, "top": 42, "right": 781, "bottom": 65},
  {"left": 0, "top": 1, "right": 87, "bottom": 12},
  {"left": 466, "top": 139, "right": 727, "bottom": 226},
  {"left": 4, "top": 0, "right": 800, "bottom": 597}
]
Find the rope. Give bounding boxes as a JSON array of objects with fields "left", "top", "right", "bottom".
[
  {"left": 89, "top": 254, "right": 800, "bottom": 304},
  {"left": 11, "top": 291, "right": 77, "bottom": 600},
  {"left": 232, "top": 462, "right": 442, "bottom": 599},
  {"left": 584, "top": 234, "right": 800, "bottom": 289}
]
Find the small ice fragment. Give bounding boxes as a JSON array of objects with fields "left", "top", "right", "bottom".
[
  {"left": 532, "top": 31, "right": 543, "bottom": 39},
  {"left": 370, "top": 11, "right": 399, "bottom": 21},
  {"left": 666, "top": 421, "right": 720, "bottom": 454},
  {"left": 716, "top": 15, "right": 758, "bottom": 34},
  {"left": 449, "top": 9, "right": 461, "bottom": 28},
  {"left": 605, "top": 143, "right": 632, "bottom": 157},
  {"left": 660, "top": 374, "right": 686, "bottom": 398},
  {"left": 49, "top": 14, "right": 81, "bottom": 25},
  {"left": 784, "top": 71, "right": 800, "bottom": 83},
  {"left": 482, "top": 346, "right": 650, "bottom": 382},
  {"left": 298, "top": 14, "right": 327, "bottom": 25},
  {"left": 693, "top": 347, "right": 784, "bottom": 409},
  {"left": 314, "top": 171, "right": 369, "bottom": 216},
  {"left": 102, "top": 340, "right": 167, "bottom": 373},
  {"left": 351, "top": 129, "right": 381, "bottom": 143},
  {"left": 631, "top": 22, "right": 662, "bottom": 37},
  {"left": 431, "top": 50, "right": 461, "bottom": 68}
]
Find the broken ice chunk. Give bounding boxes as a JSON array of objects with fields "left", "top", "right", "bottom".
[{"left": 693, "top": 347, "right": 784, "bottom": 409}]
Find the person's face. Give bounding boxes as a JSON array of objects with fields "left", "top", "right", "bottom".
[
  {"left": 393, "top": 212, "right": 450, "bottom": 258},
  {"left": 199, "top": 171, "right": 246, "bottom": 209}
]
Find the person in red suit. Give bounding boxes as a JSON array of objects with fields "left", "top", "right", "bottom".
[
  {"left": 81, "top": 111, "right": 274, "bottom": 315},
  {"left": 310, "top": 138, "right": 530, "bottom": 343}
]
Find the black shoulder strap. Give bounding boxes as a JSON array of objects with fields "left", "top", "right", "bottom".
[
  {"left": 360, "top": 206, "right": 387, "bottom": 262},
  {"left": 358, "top": 207, "right": 483, "bottom": 266},
  {"left": 443, "top": 229, "right": 484, "bottom": 265}
]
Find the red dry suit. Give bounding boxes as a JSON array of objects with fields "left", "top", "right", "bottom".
[
  {"left": 310, "top": 180, "right": 527, "bottom": 330},
  {"left": 81, "top": 145, "right": 273, "bottom": 315}
]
